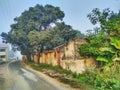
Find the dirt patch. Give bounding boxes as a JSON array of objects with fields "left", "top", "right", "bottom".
[{"left": 21, "top": 62, "right": 85, "bottom": 90}]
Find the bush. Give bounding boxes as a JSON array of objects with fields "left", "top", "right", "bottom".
[{"left": 78, "top": 64, "right": 120, "bottom": 90}]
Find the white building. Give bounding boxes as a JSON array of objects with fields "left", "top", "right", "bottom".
[{"left": 0, "top": 43, "right": 9, "bottom": 61}]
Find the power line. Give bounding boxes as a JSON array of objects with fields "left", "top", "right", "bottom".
[{"left": 0, "top": 0, "right": 12, "bottom": 21}]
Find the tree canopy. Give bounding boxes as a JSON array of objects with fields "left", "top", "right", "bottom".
[
  {"left": 1, "top": 4, "right": 65, "bottom": 61},
  {"left": 1, "top": 4, "right": 84, "bottom": 61}
]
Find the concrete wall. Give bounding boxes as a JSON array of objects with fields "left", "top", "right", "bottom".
[
  {"left": 64, "top": 41, "right": 75, "bottom": 59},
  {"left": 27, "top": 53, "right": 96, "bottom": 74},
  {"left": 31, "top": 38, "right": 96, "bottom": 73},
  {"left": 60, "top": 57, "right": 95, "bottom": 73},
  {"left": 60, "top": 38, "right": 87, "bottom": 61},
  {"left": 33, "top": 54, "right": 38, "bottom": 63}
]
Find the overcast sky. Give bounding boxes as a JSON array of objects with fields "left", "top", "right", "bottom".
[{"left": 0, "top": 0, "right": 120, "bottom": 42}]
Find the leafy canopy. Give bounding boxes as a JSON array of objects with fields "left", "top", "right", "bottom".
[{"left": 80, "top": 8, "right": 120, "bottom": 68}]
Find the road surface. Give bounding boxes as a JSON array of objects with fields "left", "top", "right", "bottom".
[{"left": 0, "top": 60, "right": 72, "bottom": 90}]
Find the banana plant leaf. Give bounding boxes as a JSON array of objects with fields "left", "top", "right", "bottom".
[
  {"left": 96, "top": 56, "right": 110, "bottom": 62},
  {"left": 110, "top": 37, "right": 120, "bottom": 50},
  {"left": 99, "top": 47, "right": 115, "bottom": 53},
  {"left": 113, "top": 57, "right": 120, "bottom": 61}
]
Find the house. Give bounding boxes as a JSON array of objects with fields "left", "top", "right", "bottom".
[
  {"left": 54, "top": 38, "right": 95, "bottom": 73},
  {"left": 33, "top": 38, "right": 87, "bottom": 65},
  {"left": 0, "top": 43, "right": 9, "bottom": 61},
  {"left": 32, "top": 38, "right": 95, "bottom": 73},
  {"left": 54, "top": 38, "right": 87, "bottom": 61}
]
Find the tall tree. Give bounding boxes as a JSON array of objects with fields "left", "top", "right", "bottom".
[
  {"left": 27, "top": 22, "right": 84, "bottom": 63},
  {"left": 1, "top": 4, "right": 64, "bottom": 62},
  {"left": 27, "top": 22, "right": 82, "bottom": 50}
]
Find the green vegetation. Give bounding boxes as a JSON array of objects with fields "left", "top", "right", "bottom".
[
  {"left": 27, "top": 62, "right": 93, "bottom": 90},
  {"left": 80, "top": 8, "right": 120, "bottom": 66},
  {"left": 27, "top": 62, "right": 120, "bottom": 90},
  {"left": 79, "top": 8, "right": 120, "bottom": 90},
  {"left": 1, "top": 3, "right": 120, "bottom": 89},
  {"left": 1, "top": 4, "right": 84, "bottom": 62}
]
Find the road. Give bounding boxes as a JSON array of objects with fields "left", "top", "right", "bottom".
[{"left": 0, "top": 60, "right": 72, "bottom": 90}]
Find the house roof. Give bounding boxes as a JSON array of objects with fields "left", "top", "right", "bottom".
[
  {"left": 43, "top": 50, "right": 54, "bottom": 53},
  {"left": 54, "top": 43, "right": 66, "bottom": 49},
  {"left": 54, "top": 38, "right": 86, "bottom": 49}
]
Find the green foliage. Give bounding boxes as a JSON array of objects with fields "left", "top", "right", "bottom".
[
  {"left": 79, "top": 12, "right": 120, "bottom": 90},
  {"left": 78, "top": 64, "right": 120, "bottom": 90},
  {"left": 80, "top": 34, "right": 105, "bottom": 58},
  {"left": 28, "top": 22, "right": 84, "bottom": 50},
  {"left": 96, "top": 56, "right": 110, "bottom": 63},
  {"left": 110, "top": 37, "right": 120, "bottom": 50},
  {"left": 1, "top": 4, "right": 84, "bottom": 61},
  {"left": 80, "top": 8, "right": 120, "bottom": 69},
  {"left": 0, "top": 32, "right": 11, "bottom": 43},
  {"left": 27, "top": 62, "right": 92, "bottom": 90},
  {"left": 72, "top": 30, "right": 85, "bottom": 38},
  {"left": 0, "top": 4, "right": 65, "bottom": 61},
  {"left": 28, "top": 59, "right": 120, "bottom": 90}
]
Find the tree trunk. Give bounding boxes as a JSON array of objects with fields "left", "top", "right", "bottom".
[
  {"left": 37, "top": 51, "right": 40, "bottom": 64},
  {"left": 32, "top": 54, "right": 34, "bottom": 61},
  {"left": 37, "top": 45, "right": 44, "bottom": 64},
  {"left": 26, "top": 53, "right": 32, "bottom": 62}
]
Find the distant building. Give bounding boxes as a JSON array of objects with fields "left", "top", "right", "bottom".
[{"left": 0, "top": 43, "right": 9, "bottom": 61}]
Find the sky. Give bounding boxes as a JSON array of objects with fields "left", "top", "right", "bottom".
[{"left": 0, "top": 0, "right": 120, "bottom": 42}]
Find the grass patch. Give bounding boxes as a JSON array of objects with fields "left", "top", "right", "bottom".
[
  {"left": 25, "top": 62, "right": 120, "bottom": 90},
  {"left": 26, "top": 62, "right": 92, "bottom": 90}
]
